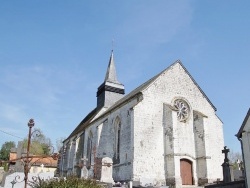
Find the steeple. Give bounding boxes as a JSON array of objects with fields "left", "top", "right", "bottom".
[
  {"left": 104, "top": 51, "right": 120, "bottom": 84},
  {"left": 97, "top": 51, "right": 125, "bottom": 109}
]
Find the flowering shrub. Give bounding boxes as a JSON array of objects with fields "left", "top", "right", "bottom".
[{"left": 29, "top": 176, "right": 102, "bottom": 188}]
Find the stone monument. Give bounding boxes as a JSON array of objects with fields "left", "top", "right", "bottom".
[
  {"left": 100, "top": 157, "right": 114, "bottom": 184},
  {"left": 221, "top": 146, "right": 231, "bottom": 183},
  {"left": 81, "top": 156, "right": 89, "bottom": 179},
  {"left": 40, "top": 164, "right": 44, "bottom": 173}
]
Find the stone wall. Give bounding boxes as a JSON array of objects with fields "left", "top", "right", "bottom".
[
  {"left": 2, "top": 172, "right": 54, "bottom": 188},
  {"left": 205, "top": 180, "right": 245, "bottom": 188},
  {"left": 63, "top": 62, "right": 224, "bottom": 187},
  {"left": 0, "top": 167, "right": 4, "bottom": 184},
  {"left": 83, "top": 97, "right": 139, "bottom": 182}
]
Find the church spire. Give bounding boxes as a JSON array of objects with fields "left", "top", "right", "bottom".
[
  {"left": 97, "top": 51, "right": 125, "bottom": 109},
  {"left": 104, "top": 50, "right": 120, "bottom": 84}
]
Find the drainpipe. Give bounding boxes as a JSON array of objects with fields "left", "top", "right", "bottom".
[{"left": 237, "top": 136, "right": 248, "bottom": 188}]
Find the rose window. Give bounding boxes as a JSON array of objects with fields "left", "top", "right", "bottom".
[{"left": 173, "top": 99, "right": 190, "bottom": 122}]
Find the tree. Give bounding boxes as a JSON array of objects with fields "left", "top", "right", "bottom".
[
  {"left": 56, "top": 137, "right": 65, "bottom": 152},
  {"left": 228, "top": 150, "right": 242, "bottom": 162},
  {"left": 22, "top": 128, "right": 53, "bottom": 155},
  {"left": 0, "top": 141, "right": 16, "bottom": 161},
  {"left": 228, "top": 150, "right": 242, "bottom": 170}
]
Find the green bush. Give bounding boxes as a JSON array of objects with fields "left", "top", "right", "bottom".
[{"left": 28, "top": 176, "right": 102, "bottom": 188}]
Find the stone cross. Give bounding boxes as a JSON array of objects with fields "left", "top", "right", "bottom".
[
  {"left": 222, "top": 146, "right": 230, "bottom": 162},
  {"left": 239, "top": 161, "right": 244, "bottom": 171},
  {"left": 81, "top": 156, "right": 88, "bottom": 167},
  {"left": 236, "top": 159, "right": 241, "bottom": 170},
  {"left": 81, "top": 156, "right": 89, "bottom": 179},
  {"left": 221, "top": 146, "right": 231, "bottom": 183},
  {"left": 40, "top": 164, "right": 44, "bottom": 172}
]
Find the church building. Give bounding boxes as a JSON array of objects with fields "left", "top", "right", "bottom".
[
  {"left": 236, "top": 108, "right": 250, "bottom": 188},
  {"left": 60, "top": 51, "right": 224, "bottom": 187}
]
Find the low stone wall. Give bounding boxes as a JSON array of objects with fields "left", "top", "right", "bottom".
[
  {"left": 205, "top": 180, "right": 245, "bottom": 188},
  {"left": 2, "top": 172, "right": 54, "bottom": 188},
  {"left": 0, "top": 167, "right": 4, "bottom": 183}
]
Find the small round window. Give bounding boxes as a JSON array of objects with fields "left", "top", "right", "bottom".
[{"left": 173, "top": 99, "right": 190, "bottom": 122}]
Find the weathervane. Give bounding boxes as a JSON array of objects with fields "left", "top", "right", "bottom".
[{"left": 112, "top": 39, "right": 115, "bottom": 51}]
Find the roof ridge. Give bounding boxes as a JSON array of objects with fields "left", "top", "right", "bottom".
[
  {"left": 177, "top": 61, "right": 217, "bottom": 111},
  {"left": 95, "top": 59, "right": 217, "bottom": 120},
  {"left": 66, "top": 59, "right": 218, "bottom": 141}
]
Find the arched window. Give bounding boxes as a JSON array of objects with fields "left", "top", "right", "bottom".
[
  {"left": 114, "top": 117, "right": 121, "bottom": 163},
  {"left": 86, "top": 131, "right": 93, "bottom": 168}
]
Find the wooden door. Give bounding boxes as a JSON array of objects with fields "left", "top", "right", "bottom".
[{"left": 180, "top": 159, "right": 193, "bottom": 185}]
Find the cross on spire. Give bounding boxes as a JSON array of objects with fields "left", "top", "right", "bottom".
[{"left": 112, "top": 39, "right": 115, "bottom": 51}]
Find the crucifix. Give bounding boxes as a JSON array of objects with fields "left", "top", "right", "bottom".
[
  {"left": 10, "top": 179, "right": 16, "bottom": 188},
  {"left": 222, "top": 146, "right": 230, "bottom": 163},
  {"left": 80, "top": 156, "right": 89, "bottom": 179},
  {"left": 112, "top": 39, "right": 115, "bottom": 51},
  {"left": 40, "top": 164, "right": 44, "bottom": 172},
  {"left": 81, "top": 156, "right": 88, "bottom": 167}
]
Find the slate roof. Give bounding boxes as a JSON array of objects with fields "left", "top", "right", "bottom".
[
  {"left": 105, "top": 50, "right": 121, "bottom": 84},
  {"left": 236, "top": 108, "right": 250, "bottom": 138},
  {"left": 104, "top": 60, "right": 217, "bottom": 113},
  {"left": 66, "top": 60, "right": 217, "bottom": 141},
  {"left": 66, "top": 108, "right": 100, "bottom": 140}
]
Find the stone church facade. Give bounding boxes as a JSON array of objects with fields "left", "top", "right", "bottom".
[{"left": 60, "top": 51, "right": 224, "bottom": 187}]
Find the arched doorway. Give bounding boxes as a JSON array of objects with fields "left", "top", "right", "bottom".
[{"left": 180, "top": 159, "right": 193, "bottom": 185}]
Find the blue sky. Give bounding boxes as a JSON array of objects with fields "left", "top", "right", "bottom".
[{"left": 0, "top": 1, "right": 249, "bottom": 153}]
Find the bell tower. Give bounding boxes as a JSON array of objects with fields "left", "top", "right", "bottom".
[{"left": 96, "top": 51, "right": 125, "bottom": 109}]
